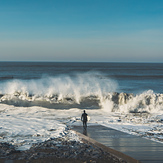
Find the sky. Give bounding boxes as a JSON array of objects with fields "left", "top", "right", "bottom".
[{"left": 0, "top": 0, "right": 163, "bottom": 62}]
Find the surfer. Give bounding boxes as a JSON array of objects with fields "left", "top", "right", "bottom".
[{"left": 81, "top": 110, "right": 88, "bottom": 128}]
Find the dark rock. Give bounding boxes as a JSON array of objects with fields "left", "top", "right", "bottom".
[{"left": 0, "top": 138, "right": 127, "bottom": 163}]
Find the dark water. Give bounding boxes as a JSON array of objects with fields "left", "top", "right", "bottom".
[{"left": 0, "top": 62, "right": 163, "bottom": 94}]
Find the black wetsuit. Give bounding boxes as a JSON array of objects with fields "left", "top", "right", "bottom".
[{"left": 81, "top": 113, "right": 88, "bottom": 127}]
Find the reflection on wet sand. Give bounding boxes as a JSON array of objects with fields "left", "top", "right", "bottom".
[{"left": 83, "top": 127, "right": 87, "bottom": 136}]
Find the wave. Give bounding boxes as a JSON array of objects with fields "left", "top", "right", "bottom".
[
  {"left": 0, "top": 76, "right": 14, "bottom": 80},
  {"left": 0, "top": 72, "right": 117, "bottom": 98},
  {"left": 0, "top": 72, "right": 162, "bottom": 113},
  {"left": 0, "top": 90, "right": 163, "bottom": 114},
  {"left": 113, "top": 75, "right": 163, "bottom": 80},
  {"left": 101, "top": 90, "right": 163, "bottom": 113},
  {"left": 0, "top": 72, "right": 116, "bottom": 108}
]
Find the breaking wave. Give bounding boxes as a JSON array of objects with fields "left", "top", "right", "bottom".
[{"left": 0, "top": 72, "right": 162, "bottom": 114}]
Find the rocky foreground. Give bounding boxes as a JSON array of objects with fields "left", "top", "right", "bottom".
[{"left": 0, "top": 137, "right": 127, "bottom": 163}]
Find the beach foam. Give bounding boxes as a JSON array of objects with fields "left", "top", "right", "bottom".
[{"left": 0, "top": 104, "right": 80, "bottom": 150}]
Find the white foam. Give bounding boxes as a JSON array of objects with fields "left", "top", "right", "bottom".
[
  {"left": 100, "top": 91, "right": 163, "bottom": 114},
  {"left": 0, "top": 104, "right": 75, "bottom": 150},
  {"left": 0, "top": 72, "right": 118, "bottom": 102}
]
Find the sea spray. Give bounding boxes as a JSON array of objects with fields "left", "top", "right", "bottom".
[
  {"left": 0, "top": 72, "right": 118, "bottom": 107},
  {"left": 0, "top": 73, "right": 163, "bottom": 114},
  {"left": 99, "top": 91, "right": 163, "bottom": 114}
]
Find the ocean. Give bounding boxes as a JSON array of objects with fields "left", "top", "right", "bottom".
[
  {"left": 1, "top": 62, "right": 163, "bottom": 93},
  {"left": 0, "top": 62, "right": 163, "bottom": 109},
  {"left": 0, "top": 62, "right": 163, "bottom": 150}
]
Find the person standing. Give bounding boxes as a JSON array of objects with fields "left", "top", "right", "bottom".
[{"left": 81, "top": 110, "right": 88, "bottom": 128}]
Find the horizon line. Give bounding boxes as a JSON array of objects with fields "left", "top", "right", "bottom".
[{"left": 0, "top": 61, "right": 163, "bottom": 64}]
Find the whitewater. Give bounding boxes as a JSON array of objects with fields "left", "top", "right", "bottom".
[{"left": 0, "top": 62, "right": 163, "bottom": 150}]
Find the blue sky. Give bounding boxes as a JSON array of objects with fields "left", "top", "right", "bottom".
[{"left": 0, "top": 0, "right": 163, "bottom": 62}]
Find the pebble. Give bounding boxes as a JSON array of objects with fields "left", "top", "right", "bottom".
[{"left": 0, "top": 138, "right": 127, "bottom": 163}]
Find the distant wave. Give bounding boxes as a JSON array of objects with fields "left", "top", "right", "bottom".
[
  {"left": 0, "top": 76, "right": 14, "bottom": 80},
  {"left": 112, "top": 75, "right": 163, "bottom": 80}
]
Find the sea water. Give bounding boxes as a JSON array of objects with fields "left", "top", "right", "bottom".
[
  {"left": 0, "top": 62, "right": 162, "bottom": 94},
  {"left": 0, "top": 62, "right": 163, "bottom": 150}
]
